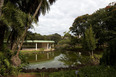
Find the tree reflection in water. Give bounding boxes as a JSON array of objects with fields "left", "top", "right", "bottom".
[{"left": 59, "top": 51, "right": 81, "bottom": 67}]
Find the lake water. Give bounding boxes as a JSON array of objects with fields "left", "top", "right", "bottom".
[
  {"left": 27, "top": 54, "right": 68, "bottom": 69},
  {"left": 27, "top": 51, "right": 80, "bottom": 69}
]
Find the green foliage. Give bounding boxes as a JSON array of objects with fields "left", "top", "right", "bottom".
[
  {"left": 49, "top": 66, "right": 116, "bottom": 77},
  {"left": 70, "top": 2, "right": 116, "bottom": 48},
  {"left": 57, "top": 32, "right": 79, "bottom": 51},
  {"left": 26, "top": 32, "right": 62, "bottom": 44},
  {"left": 1, "top": 2, "right": 28, "bottom": 27},
  {"left": 60, "top": 51, "right": 91, "bottom": 66},
  {"left": 49, "top": 70, "right": 76, "bottom": 77},
  {"left": 100, "top": 38, "right": 116, "bottom": 66},
  {"left": 19, "top": 52, "right": 29, "bottom": 65},
  {"left": 0, "top": 49, "right": 20, "bottom": 76},
  {"left": 70, "top": 14, "right": 89, "bottom": 36},
  {"left": 48, "top": 33, "right": 62, "bottom": 44},
  {"left": 78, "top": 65, "right": 116, "bottom": 77},
  {"left": 82, "top": 25, "right": 97, "bottom": 51},
  {"left": 59, "top": 51, "right": 80, "bottom": 66}
]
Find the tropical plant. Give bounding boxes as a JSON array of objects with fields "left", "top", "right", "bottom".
[{"left": 0, "top": 0, "right": 57, "bottom": 66}]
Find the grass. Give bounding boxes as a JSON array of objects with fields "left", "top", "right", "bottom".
[{"left": 20, "top": 50, "right": 40, "bottom": 54}]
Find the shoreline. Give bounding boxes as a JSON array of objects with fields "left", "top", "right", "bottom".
[{"left": 22, "top": 65, "right": 86, "bottom": 73}]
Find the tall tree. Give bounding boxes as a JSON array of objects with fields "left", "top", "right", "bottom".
[
  {"left": 82, "top": 25, "right": 97, "bottom": 57},
  {"left": 70, "top": 14, "right": 89, "bottom": 36},
  {"left": 70, "top": 2, "right": 116, "bottom": 48},
  {"left": 16, "top": 0, "right": 56, "bottom": 54},
  {"left": 10, "top": 0, "right": 56, "bottom": 66}
]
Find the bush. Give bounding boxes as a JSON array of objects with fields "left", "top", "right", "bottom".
[
  {"left": 0, "top": 49, "right": 23, "bottom": 76},
  {"left": 49, "top": 70, "right": 77, "bottom": 77},
  {"left": 78, "top": 65, "right": 116, "bottom": 77},
  {"left": 100, "top": 38, "right": 116, "bottom": 66}
]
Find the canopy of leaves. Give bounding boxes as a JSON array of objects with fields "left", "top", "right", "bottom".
[
  {"left": 82, "top": 25, "right": 97, "bottom": 51},
  {"left": 70, "top": 2, "right": 116, "bottom": 46}
]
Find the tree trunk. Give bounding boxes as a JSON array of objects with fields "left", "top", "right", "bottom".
[
  {"left": 16, "top": 0, "right": 43, "bottom": 53},
  {"left": 0, "top": 24, "right": 5, "bottom": 51},
  {"left": 33, "top": 0, "right": 43, "bottom": 18},
  {"left": 16, "top": 27, "right": 28, "bottom": 56},
  {"left": 0, "top": 0, "right": 4, "bottom": 51},
  {"left": 16, "top": 0, "right": 43, "bottom": 55},
  {"left": 11, "top": 0, "right": 43, "bottom": 66}
]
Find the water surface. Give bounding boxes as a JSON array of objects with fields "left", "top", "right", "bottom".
[
  {"left": 27, "top": 51, "right": 80, "bottom": 69},
  {"left": 27, "top": 54, "right": 68, "bottom": 69}
]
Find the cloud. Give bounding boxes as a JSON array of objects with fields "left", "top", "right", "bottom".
[{"left": 30, "top": 0, "right": 116, "bottom": 35}]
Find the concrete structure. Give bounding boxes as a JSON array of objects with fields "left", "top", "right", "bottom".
[{"left": 22, "top": 40, "right": 55, "bottom": 51}]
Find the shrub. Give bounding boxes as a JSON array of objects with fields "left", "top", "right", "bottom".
[
  {"left": 0, "top": 49, "right": 23, "bottom": 76},
  {"left": 49, "top": 70, "right": 77, "bottom": 77},
  {"left": 100, "top": 38, "right": 116, "bottom": 66},
  {"left": 78, "top": 65, "right": 116, "bottom": 77}
]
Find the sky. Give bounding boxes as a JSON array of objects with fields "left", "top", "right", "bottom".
[{"left": 30, "top": 0, "right": 116, "bottom": 36}]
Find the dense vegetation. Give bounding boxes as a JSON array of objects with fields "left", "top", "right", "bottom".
[
  {"left": 0, "top": 0, "right": 116, "bottom": 77},
  {"left": 58, "top": 2, "right": 116, "bottom": 66},
  {"left": 69, "top": 2, "right": 116, "bottom": 66},
  {"left": 26, "top": 32, "right": 62, "bottom": 44},
  {"left": 49, "top": 66, "right": 116, "bottom": 77},
  {"left": 56, "top": 2, "right": 116, "bottom": 77},
  {"left": 0, "top": 0, "right": 56, "bottom": 76}
]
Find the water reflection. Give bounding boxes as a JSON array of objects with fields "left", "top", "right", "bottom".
[
  {"left": 27, "top": 54, "right": 68, "bottom": 69},
  {"left": 27, "top": 51, "right": 81, "bottom": 69},
  {"left": 59, "top": 51, "right": 81, "bottom": 67}
]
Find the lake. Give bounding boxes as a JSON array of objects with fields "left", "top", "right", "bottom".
[{"left": 26, "top": 51, "right": 81, "bottom": 69}]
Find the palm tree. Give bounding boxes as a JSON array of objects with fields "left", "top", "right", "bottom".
[
  {"left": 10, "top": 0, "right": 56, "bottom": 66},
  {"left": 0, "top": 0, "right": 56, "bottom": 66}
]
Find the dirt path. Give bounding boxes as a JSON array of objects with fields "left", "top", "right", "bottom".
[
  {"left": 9, "top": 73, "right": 38, "bottom": 77},
  {"left": 10, "top": 73, "right": 48, "bottom": 77}
]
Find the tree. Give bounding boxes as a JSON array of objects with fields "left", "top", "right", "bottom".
[
  {"left": 57, "top": 32, "right": 79, "bottom": 50},
  {"left": 48, "top": 33, "right": 62, "bottom": 44},
  {"left": 10, "top": 0, "right": 57, "bottom": 66},
  {"left": 82, "top": 25, "right": 97, "bottom": 57},
  {"left": 70, "top": 14, "right": 89, "bottom": 36},
  {"left": 70, "top": 2, "right": 116, "bottom": 49},
  {"left": 0, "top": 0, "right": 5, "bottom": 51},
  {"left": 14, "top": 0, "right": 56, "bottom": 53},
  {"left": 0, "top": 0, "right": 56, "bottom": 66},
  {"left": 1, "top": 2, "right": 29, "bottom": 50},
  {"left": 100, "top": 38, "right": 116, "bottom": 66}
]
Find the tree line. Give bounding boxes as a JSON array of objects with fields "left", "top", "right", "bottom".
[
  {"left": 26, "top": 32, "right": 62, "bottom": 44},
  {"left": 69, "top": 2, "right": 116, "bottom": 66}
]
